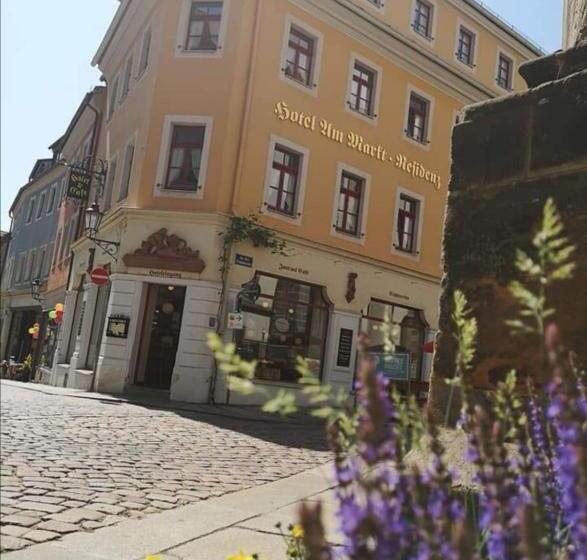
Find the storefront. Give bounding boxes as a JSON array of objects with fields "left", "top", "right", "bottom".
[{"left": 235, "top": 273, "right": 331, "bottom": 383}]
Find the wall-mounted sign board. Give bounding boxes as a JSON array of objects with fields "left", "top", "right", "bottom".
[
  {"left": 106, "top": 316, "right": 130, "bottom": 339},
  {"left": 336, "top": 328, "right": 354, "bottom": 368}
]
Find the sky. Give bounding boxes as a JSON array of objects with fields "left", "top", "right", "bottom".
[{"left": 0, "top": 0, "right": 564, "bottom": 231}]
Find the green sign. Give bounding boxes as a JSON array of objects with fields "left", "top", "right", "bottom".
[
  {"left": 373, "top": 352, "right": 410, "bottom": 380},
  {"left": 67, "top": 169, "right": 91, "bottom": 201}
]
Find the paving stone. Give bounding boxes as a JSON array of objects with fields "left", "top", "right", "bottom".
[
  {"left": 0, "top": 536, "right": 32, "bottom": 551},
  {"left": 1, "top": 514, "right": 40, "bottom": 527},
  {"left": 146, "top": 494, "right": 179, "bottom": 504},
  {"left": 86, "top": 503, "right": 125, "bottom": 515},
  {"left": 13, "top": 501, "right": 65, "bottom": 513},
  {"left": 49, "top": 507, "right": 105, "bottom": 523},
  {"left": 0, "top": 525, "right": 30, "bottom": 537},
  {"left": 81, "top": 515, "right": 122, "bottom": 530},
  {"left": 23, "top": 529, "right": 60, "bottom": 543},
  {"left": 119, "top": 501, "right": 146, "bottom": 510},
  {"left": 36, "top": 520, "right": 78, "bottom": 534}
]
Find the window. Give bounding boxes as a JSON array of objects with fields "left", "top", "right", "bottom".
[
  {"left": 103, "top": 158, "right": 117, "bottom": 211},
  {"left": 53, "top": 230, "right": 62, "bottom": 267},
  {"left": 164, "top": 125, "right": 204, "bottom": 191},
  {"left": 184, "top": 1, "right": 223, "bottom": 51},
  {"left": 24, "top": 250, "right": 35, "bottom": 282},
  {"left": 235, "top": 274, "right": 330, "bottom": 383},
  {"left": 46, "top": 242, "right": 54, "bottom": 276},
  {"left": 335, "top": 171, "right": 364, "bottom": 237},
  {"left": 118, "top": 140, "right": 135, "bottom": 201},
  {"left": 138, "top": 27, "right": 152, "bottom": 77},
  {"left": 25, "top": 197, "right": 36, "bottom": 224},
  {"left": 497, "top": 53, "right": 514, "bottom": 90},
  {"left": 58, "top": 224, "right": 69, "bottom": 263},
  {"left": 366, "top": 0, "right": 384, "bottom": 8},
  {"left": 46, "top": 184, "right": 57, "bottom": 214},
  {"left": 361, "top": 300, "right": 428, "bottom": 380},
  {"left": 36, "top": 246, "right": 46, "bottom": 278},
  {"left": 285, "top": 26, "right": 315, "bottom": 87},
  {"left": 120, "top": 55, "right": 134, "bottom": 100},
  {"left": 15, "top": 254, "right": 25, "bottom": 284},
  {"left": 406, "top": 92, "right": 430, "bottom": 144},
  {"left": 108, "top": 76, "right": 119, "bottom": 119},
  {"left": 65, "top": 217, "right": 77, "bottom": 255},
  {"left": 413, "top": 0, "right": 433, "bottom": 39},
  {"left": 349, "top": 61, "right": 376, "bottom": 117},
  {"left": 457, "top": 26, "right": 476, "bottom": 66},
  {"left": 36, "top": 192, "right": 46, "bottom": 219},
  {"left": 395, "top": 194, "right": 420, "bottom": 254},
  {"left": 266, "top": 145, "right": 301, "bottom": 216},
  {"left": 59, "top": 176, "right": 67, "bottom": 206}
]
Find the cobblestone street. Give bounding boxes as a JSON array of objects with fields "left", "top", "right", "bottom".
[{"left": 0, "top": 382, "right": 329, "bottom": 553}]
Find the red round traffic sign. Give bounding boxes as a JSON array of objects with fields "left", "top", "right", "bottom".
[{"left": 90, "top": 267, "right": 110, "bottom": 286}]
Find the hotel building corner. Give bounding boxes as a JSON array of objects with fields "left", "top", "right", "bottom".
[{"left": 51, "top": 0, "right": 540, "bottom": 403}]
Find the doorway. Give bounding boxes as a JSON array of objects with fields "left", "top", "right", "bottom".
[{"left": 135, "top": 284, "right": 186, "bottom": 390}]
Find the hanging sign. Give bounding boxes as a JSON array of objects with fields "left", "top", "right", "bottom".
[
  {"left": 227, "top": 312, "right": 244, "bottom": 330},
  {"left": 336, "top": 328, "right": 354, "bottom": 368},
  {"left": 67, "top": 169, "right": 91, "bottom": 201},
  {"left": 90, "top": 267, "right": 110, "bottom": 286}
]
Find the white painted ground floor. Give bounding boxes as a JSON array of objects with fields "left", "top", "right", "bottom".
[{"left": 44, "top": 210, "right": 440, "bottom": 404}]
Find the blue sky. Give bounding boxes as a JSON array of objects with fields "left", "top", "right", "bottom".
[{"left": 0, "top": 0, "right": 563, "bottom": 231}]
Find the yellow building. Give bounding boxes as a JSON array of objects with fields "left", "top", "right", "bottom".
[{"left": 60, "top": 0, "right": 541, "bottom": 402}]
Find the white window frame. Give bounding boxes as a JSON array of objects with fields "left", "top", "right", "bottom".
[
  {"left": 46, "top": 183, "right": 57, "bottom": 215},
  {"left": 137, "top": 26, "right": 152, "bottom": 79},
  {"left": 15, "top": 254, "right": 25, "bottom": 284},
  {"left": 154, "top": 115, "right": 214, "bottom": 200},
  {"left": 454, "top": 19, "right": 479, "bottom": 72},
  {"left": 403, "top": 84, "right": 435, "bottom": 151},
  {"left": 345, "top": 52, "right": 383, "bottom": 126},
  {"left": 120, "top": 54, "right": 134, "bottom": 103},
  {"left": 35, "top": 191, "right": 46, "bottom": 220},
  {"left": 24, "top": 249, "right": 36, "bottom": 282},
  {"left": 410, "top": 0, "right": 437, "bottom": 45},
  {"left": 261, "top": 134, "right": 309, "bottom": 226},
  {"left": 175, "top": 0, "right": 230, "bottom": 59},
  {"left": 391, "top": 187, "right": 425, "bottom": 262},
  {"left": 25, "top": 196, "right": 36, "bottom": 224},
  {"left": 36, "top": 245, "right": 47, "bottom": 279},
  {"left": 108, "top": 73, "right": 120, "bottom": 120},
  {"left": 118, "top": 133, "right": 138, "bottom": 202},
  {"left": 329, "top": 162, "right": 371, "bottom": 245},
  {"left": 279, "top": 15, "right": 324, "bottom": 97},
  {"left": 495, "top": 48, "right": 516, "bottom": 92}
]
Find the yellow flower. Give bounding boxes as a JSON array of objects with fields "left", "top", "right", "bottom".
[
  {"left": 226, "top": 552, "right": 255, "bottom": 560},
  {"left": 291, "top": 524, "right": 304, "bottom": 539},
  {"left": 145, "top": 556, "right": 161, "bottom": 560}
]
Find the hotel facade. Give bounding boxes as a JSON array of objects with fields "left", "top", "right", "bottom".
[{"left": 42, "top": 0, "right": 539, "bottom": 403}]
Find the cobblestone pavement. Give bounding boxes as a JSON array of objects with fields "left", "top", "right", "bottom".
[{"left": 0, "top": 382, "right": 329, "bottom": 552}]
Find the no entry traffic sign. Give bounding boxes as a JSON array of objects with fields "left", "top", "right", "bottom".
[{"left": 90, "top": 267, "right": 110, "bottom": 286}]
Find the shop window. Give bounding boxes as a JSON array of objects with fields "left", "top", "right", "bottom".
[
  {"left": 406, "top": 92, "right": 431, "bottom": 144},
  {"left": 457, "top": 26, "right": 476, "bottom": 67},
  {"left": 412, "top": 0, "right": 434, "bottom": 40},
  {"left": 164, "top": 125, "right": 205, "bottom": 191},
  {"left": 184, "top": 1, "right": 223, "bottom": 51},
  {"left": 236, "top": 274, "right": 330, "bottom": 383},
  {"left": 335, "top": 171, "right": 364, "bottom": 237},
  {"left": 349, "top": 61, "right": 377, "bottom": 117},
  {"left": 497, "top": 53, "right": 514, "bottom": 90},
  {"left": 361, "top": 300, "right": 428, "bottom": 380},
  {"left": 266, "top": 144, "right": 302, "bottom": 217},
  {"left": 394, "top": 193, "right": 421, "bottom": 254},
  {"left": 137, "top": 27, "right": 152, "bottom": 77},
  {"left": 284, "top": 26, "right": 315, "bottom": 87}
]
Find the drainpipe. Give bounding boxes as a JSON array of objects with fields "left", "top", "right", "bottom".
[{"left": 208, "top": 0, "right": 263, "bottom": 404}]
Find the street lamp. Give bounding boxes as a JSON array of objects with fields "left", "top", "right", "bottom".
[
  {"left": 83, "top": 202, "right": 120, "bottom": 259},
  {"left": 30, "top": 277, "right": 44, "bottom": 303}
]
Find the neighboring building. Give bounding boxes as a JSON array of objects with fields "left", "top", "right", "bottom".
[
  {"left": 1, "top": 158, "right": 64, "bottom": 365},
  {"left": 51, "top": 0, "right": 540, "bottom": 403},
  {"left": 563, "top": 0, "right": 587, "bottom": 48},
  {"left": 0, "top": 87, "right": 107, "bottom": 375}
]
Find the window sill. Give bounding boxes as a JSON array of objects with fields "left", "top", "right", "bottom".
[
  {"left": 346, "top": 103, "right": 378, "bottom": 126},
  {"left": 403, "top": 132, "right": 431, "bottom": 151},
  {"left": 411, "top": 27, "right": 435, "bottom": 43},
  {"left": 175, "top": 46, "right": 222, "bottom": 59},
  {"left": 281, "top": 71, "right": 318, "bottom": 97}
]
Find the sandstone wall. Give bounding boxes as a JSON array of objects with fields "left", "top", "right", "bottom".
[{"left": 428, "top": 44, "right": 587, "bottom": 424}]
